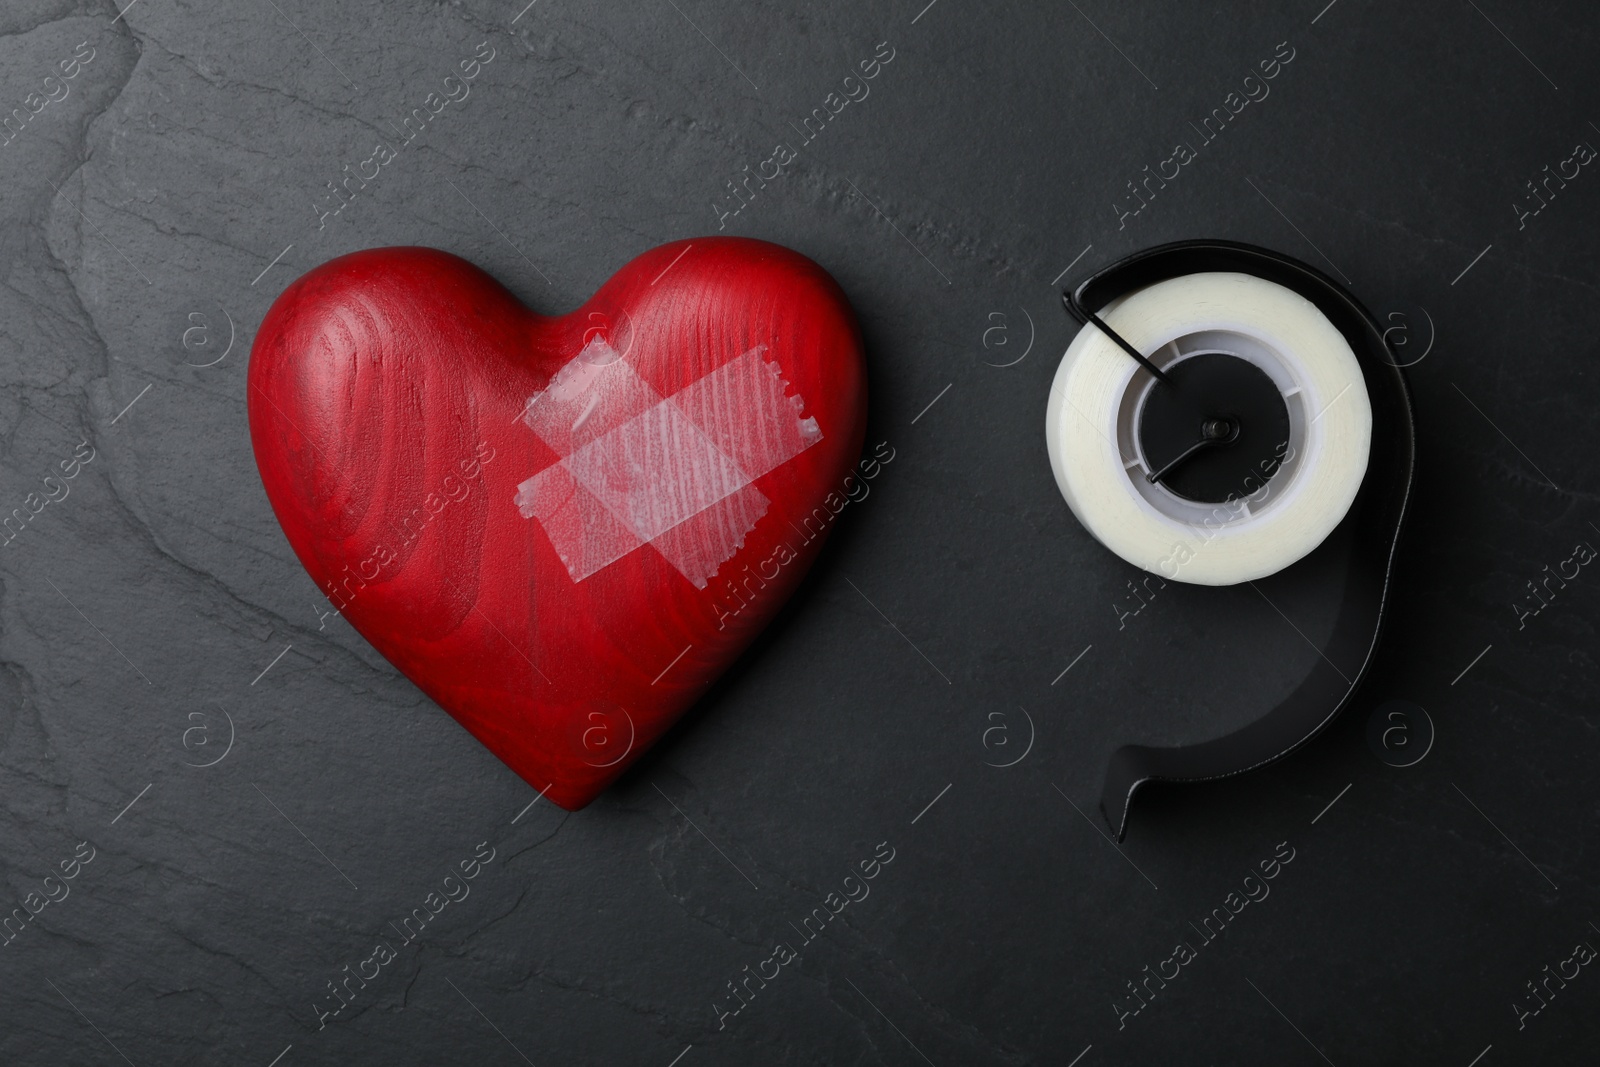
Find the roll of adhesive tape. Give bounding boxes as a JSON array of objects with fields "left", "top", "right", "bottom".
[{"left": 1046, "top": 271, "right": 1372, "bottom": 586}]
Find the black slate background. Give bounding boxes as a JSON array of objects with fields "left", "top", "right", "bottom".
[{"left": 1, "top": 0, "right": 1598, "bottom": 1064}]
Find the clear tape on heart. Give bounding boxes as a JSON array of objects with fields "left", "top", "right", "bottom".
[{"left": 515, "top": 338, "right": 822, "bottom": 587}]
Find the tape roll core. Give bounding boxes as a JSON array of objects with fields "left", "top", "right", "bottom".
[
  {"left": 1135, "top": 351, "right": 1290, "bottom": 503},
  {"left": 1046, "top": 271, "right": 1372, "bottom": 586}
]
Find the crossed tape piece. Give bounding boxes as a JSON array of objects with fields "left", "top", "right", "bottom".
[{"left": 515, "top": 338, "right": 822, "bottom": 587}]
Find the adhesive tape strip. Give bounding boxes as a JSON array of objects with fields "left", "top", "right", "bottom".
[{"left": 1045, "top": 271, "right": 1373, "bottom": 586}]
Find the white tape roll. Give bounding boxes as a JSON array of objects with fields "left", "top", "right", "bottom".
[{"left": 1046, "top": 272, "right": 1372, "bottom": 586}]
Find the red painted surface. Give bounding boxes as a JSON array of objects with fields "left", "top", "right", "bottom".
[{"left": 248, "top": 239, "right": 867, "bottom": 808}]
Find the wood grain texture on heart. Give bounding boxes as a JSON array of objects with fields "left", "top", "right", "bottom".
[{"left": 248, "top": 238, "right": 867, "bottom": 809}]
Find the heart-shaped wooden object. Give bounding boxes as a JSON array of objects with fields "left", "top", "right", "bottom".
[{"left": 248, "top": 239, "right": 866, "bottom": 808}]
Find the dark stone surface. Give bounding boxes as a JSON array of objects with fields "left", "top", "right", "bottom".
[{"left": 1, "top": 0, "right": 1597, "bottom": 1063}]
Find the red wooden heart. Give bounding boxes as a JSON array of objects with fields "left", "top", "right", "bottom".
[{"left": 248, "top": 239, "right": 866, "bottom": 808}]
